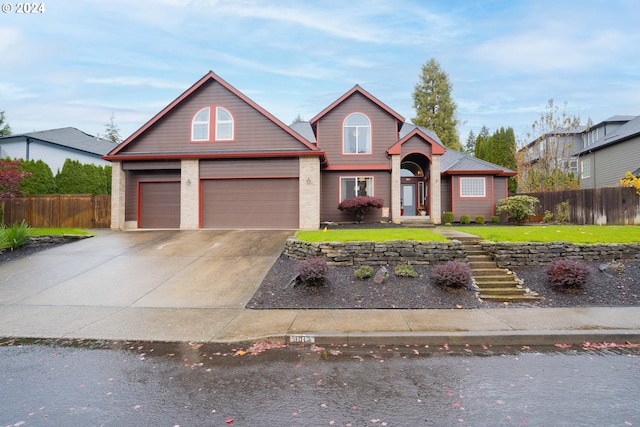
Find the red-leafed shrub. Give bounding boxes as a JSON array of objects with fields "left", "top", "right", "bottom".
[
  {"left": 432, "top": 261, "right": 472, "bottom": 288},
  {"left": 545, "top": 258, "right": 591, "bottom": 289},
  {"left": 338, "top": 196, "right": 384, "bottom": 223},
  {"left": 296, "top": 257, "right": 329, "bottom": 287}
]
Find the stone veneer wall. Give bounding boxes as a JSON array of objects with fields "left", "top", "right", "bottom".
[
  {"left": 284, "top": 239, "right": 467, "bottom": 266},
  {"left": 481, "top": 242, "right": 640, "bottom": 267}
]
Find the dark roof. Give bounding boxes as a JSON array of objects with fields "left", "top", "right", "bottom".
[
  {"left": 399, "top": 123, "right": 445, "bottom": 147},
  {"left": 0, "top": 127, "right": 116, "bottom": 156},
  {"left": 577, "top": 115, "right": 640, "bottom": 154},
  {"left": 441, "top": 149, "right": 516, "bottom": 175}
]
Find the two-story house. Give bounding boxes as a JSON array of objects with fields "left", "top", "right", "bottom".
[
  {"left": 104, "top": 71, "right": 515, "bottom": 230},
  {"left": 576, "top": 115, "right": 640, "bottom": 189}
]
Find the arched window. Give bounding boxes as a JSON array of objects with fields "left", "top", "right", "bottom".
[
  {"left": 192, "top": 107, "right": 210, "bottom": 141},
  {"left": 343, "top": 113, "right": 371, "bottom": 154},
  {"left": 215, "top": 107, "right": 234, "bottom": 141}
]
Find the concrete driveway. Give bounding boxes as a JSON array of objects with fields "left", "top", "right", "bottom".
[{"left": 0, "top": 229, "right": 292, "bottom": 341}]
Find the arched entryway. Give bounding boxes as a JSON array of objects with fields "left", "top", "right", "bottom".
[{"left": 400, "top": 153, "right": 430, "bottom": 216}]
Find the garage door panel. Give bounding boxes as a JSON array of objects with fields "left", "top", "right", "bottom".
[
  {"left": 202, "top": 179, "right": 298, "bottom": 229},
  {"left": 139, "top": 181, "right": 180, "bottom": 228}
]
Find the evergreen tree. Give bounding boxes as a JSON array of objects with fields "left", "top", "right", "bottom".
[
  {"left": 474, "top": 125, "right": 490, "bottom": 159},
  {"left": 464, "top": 130, "right": 476, "bottom": 155},
  {"left": 56, "top": 159, "right": 88, "bottom": 193},
  {"left": 103, "top": 113, "right": 122, "bottom": 143},
  {"left": 19, "top": 159, "right": 57, "bottom": 194},
  {"left": 0, "top": 110, "right": 11, "bottom": 136},
  {"left": 290, "top": 114, "right": 305, "bottom": 126},
  {"left": 412, "top": 58, "right": 461, "bottom": 151},
  {"left": 475, "top": 127, "right": 518, "bottom": 193}
]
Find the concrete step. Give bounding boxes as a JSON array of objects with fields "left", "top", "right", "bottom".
[
  {"left": 467, "top": 255, "right": 493, "bottom": 261},
  {"left": 478, "top": 287, "right": 528, "bottom": 295},
  {"left": 474, "top": 280, "right": 520, "bottom": 288},
  {"left": 472, "top": 268, "right": 509, "bottom": 276},
  {"left": 469, "top": 261, "right": 498, "bottom": 269},
  {"left": 479, "top": 294, "right": 541, "bottom": 302}
]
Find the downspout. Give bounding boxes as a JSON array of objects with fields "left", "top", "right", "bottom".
[{"left": 26, "top": 137, "right": 31, "bottom": 159}]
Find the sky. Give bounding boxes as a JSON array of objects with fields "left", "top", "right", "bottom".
[{"left": 2, "top": 0, "right": 639, "bottom": 147}]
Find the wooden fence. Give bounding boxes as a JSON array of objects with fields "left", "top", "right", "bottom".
[
  {"left": 1, "top": 195, "right": 111, "bottom": 228},
  {"left": 523, "top": 187, "right": 640, "bottom": 225}
]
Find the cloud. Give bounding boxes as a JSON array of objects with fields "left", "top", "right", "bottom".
[{"left": 84, "top": 77, "right": 188, "bottom": 90}]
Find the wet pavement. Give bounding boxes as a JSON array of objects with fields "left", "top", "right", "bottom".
[{"left": 1, "top": 339, "right": 639, "bottom": 426}]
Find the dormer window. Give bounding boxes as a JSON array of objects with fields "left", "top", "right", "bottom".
[
  {"left": 191, "top": 106, "right": 235, "bottom": 142},
  {"left": 192, "top": 107, "right": 210, "bottom": 141},
  {"left": 343, "top": 113, "right": 371, "bottom": 154}
]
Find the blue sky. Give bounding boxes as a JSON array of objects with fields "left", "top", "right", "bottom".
[{"left": 2, "top": 0, "right": 639, "bottom": 146}]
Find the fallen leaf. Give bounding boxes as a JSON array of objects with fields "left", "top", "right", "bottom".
[
  {"left": 225, "top": 418, "right": 234, "bottom": 424},
  {"left": 234, "top": 350, "right": 247, "bottom": 356}
]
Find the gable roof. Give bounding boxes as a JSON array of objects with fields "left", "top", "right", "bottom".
[
  {"left": 577, "top": 115, "right": 640, "bottom": 154},
  {"left": 107, "top": 71, "right": 321, "bottom": 157},
  {"left": 441, "top": 149, "right": 516, "bottom": 176},
  {"left": 387, "top": 123, "right": 446, "bottom": 155},
  {"left": 0, "top": 127, "right": 116, "bottom": 156},
  {"left": 310, "top": 84, "right": 404, "bottom": 124}
]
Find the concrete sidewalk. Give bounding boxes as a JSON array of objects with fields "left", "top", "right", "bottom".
[{"left": 1, "top": 229, "right": 639, "bottom": 346}]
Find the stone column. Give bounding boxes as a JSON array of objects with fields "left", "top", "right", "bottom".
[
  {"left": 390, "top": 154, "right": 401, "bottom": 223},
  {"left": 180, "top": 159, "right": 200, "bottom": 229},
  {"left": 430, "top": 154, "right": 442, "bottom": 224},
  {"left": 299, "top": 156, "right": 320, "bottom": 230},
  {"left": 110, "top": 161, "right": 126, "bottom": 230}
]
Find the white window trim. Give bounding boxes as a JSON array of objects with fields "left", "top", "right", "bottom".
[
  {"left": 581, "top": 159, "right": 591, "bottom": 179},
  {"left": 339, "top": 176, "right": 374, "bottom": 202},
  {"left": 191, "top": 107, "right": 210, "bottom": 141},
  {"left": 343, "top": 113, "right": 371, "bottom": 154},
  {"left": 215, "top": 106, "right": 234, "bottom": 141},
  {"left": 460, "top": 177, "right": 486, "bottom": 198}
]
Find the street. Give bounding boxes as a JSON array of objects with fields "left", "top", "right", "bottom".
[{"left": 1, "top": 339, "right": 638, "bottom": 426}]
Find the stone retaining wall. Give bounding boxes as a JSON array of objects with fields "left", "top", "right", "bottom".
[
  {"left": 284, "top": 239, "right": 467, "bottom": 266},
  {"left": 481, "top": 242, "right": 640, "bottom": 267}
]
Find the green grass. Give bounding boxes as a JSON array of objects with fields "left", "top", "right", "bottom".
[
  {"left": 295, "top": 228, "right": 449, "bottom": 243},
  {"left": 448, "top": 225, "right": 640, "bottom": 244},
  {"left": 29, "top": 228, "right": 95, "bottom": 236}
]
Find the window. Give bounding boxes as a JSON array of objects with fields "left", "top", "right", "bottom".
[
  {"left": 191, "top": 107, "right": 210, "bottom": 141},
  {"left": 215, "top": 107, "right": 234, "bottom": 141},
  {"left": 581, "top": 158, "right": 591, "bottom": 178},
  {"left": 460, "top": 177, "right": 486, "bottom": 197},
  {"left": 343, "top": 113, "right": 371, "bottom": 154},
  {"left": 340, "top": 176, "right": 373, "bottom": 201}
]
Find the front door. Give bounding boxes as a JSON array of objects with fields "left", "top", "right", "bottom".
[{"left": 401, "top": 183, "right": 416, "bottom": 216}]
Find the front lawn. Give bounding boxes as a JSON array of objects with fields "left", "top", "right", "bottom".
[
  {"left": 30, "top": 228, "right": 95, "bottom": 236},
  {"left": 449, "top": 225, "right": 640, "bottom": 244},
  {"left": 295, "top": 228, "right": 449, "bottom": 243}
]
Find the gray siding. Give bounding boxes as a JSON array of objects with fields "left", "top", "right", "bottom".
[
  {"left": 579, "top": 152, "right": 596, "bottom": 189},
  {"left": 592, "top": 137, "right": 640, "bottom": 188}
]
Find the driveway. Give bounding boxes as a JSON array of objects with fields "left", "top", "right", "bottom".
[{"left": 0, "top": 229, "right": 292, "bottom": 309}]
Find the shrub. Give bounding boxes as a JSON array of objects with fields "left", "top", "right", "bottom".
[
  {"left": 0, "top": 220, "right": 31, "bottom": 250},
  {"left": 442, "top": 212, "right": 455, "bottom": 223},
  {"left": 295, "top": 257, "right": 329, "bottom": 287},
  {"left": 555, "top": 200, "right": 570, "bottom": 223},
  {"left": 338, "top": 196, "right": 384, "bottom": 223},
  {"left": 475, "top": 215, "right": 485, "bottom": 224},
  {"left": 495, "top": 195, "right": 539, "bottom": 224},
  {"left": 354, "top": 265, "right": 374, "bottom": 280},
  {"left": 543, "top": 210, "right": 554, "bottom": 223},
  {"left": 432, "top": 261, "right": 472, "bottom": 288},
  {"left": 394, "top": 264, "right": 417, "bottom": 278},
  {"left": 490, "top": 215, "right": 500, "bottom": 223},
  {"left": 459, "top": 215, "right": 471, "bottom": 224},
  {"left": 545, "top": 259, "right": 591, "bottom": 289}
]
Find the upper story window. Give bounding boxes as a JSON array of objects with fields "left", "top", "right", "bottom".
[
  {"left": 460, "top": 177, "right": 486, "bottom": 198},
  {"left": 192, "top": 107, "right": 210, "bottom": 141},
  {"left": 581, "top": 158, "right": 591, "bottom": 179},
  {"left": 191, "top": 106, "right": 235, "bottom": 142},
  {"left": 215, "top": 107, "right": 234, "bottom": 141},
  {"left": 343, "top": 113, "right": 371, "bottom": 154}
]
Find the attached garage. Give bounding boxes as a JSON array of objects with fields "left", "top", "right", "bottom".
[
  {"left": 201, "top": 178, "right": 298, "bottom": 229},
  {"left": 139, "top": 181, "right": 180, "bottom": 228}
]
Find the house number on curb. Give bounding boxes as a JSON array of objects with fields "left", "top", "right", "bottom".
[{"left": 289, "top": 334, "right": 315, "bottom": 343}]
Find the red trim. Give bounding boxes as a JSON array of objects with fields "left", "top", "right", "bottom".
[
  {"left": 387, "top": 127, "right": 446, "bottom": 155},
  {"left": 310, "top": 85, "right": 404, "bottom": 124},
  {"left": 324, "top": 164, "right": 390, "bottom": 171},
  {"left": 107, "top": 70, "right": 320, "bottom": 157},
  {"left": 451, "top": 176, "right": 455, "bottom": 213},
  {"left": 104, "top": 150, "right": 324, "bottom": 162},
  {"left": 458, "top": 176, "right": 487, "bottom": 199}
]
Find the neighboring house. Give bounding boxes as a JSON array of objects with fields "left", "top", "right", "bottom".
[
  {"left": 517, "top": 125, "right": 586, "bottom": 178},
  {"left": 104, "top": 71, "right": 515, "bottom": 230},
  {"left": 576, "top": 115, "right": 640, "bottom": 189},
  {"left": 0, "top": 127, "right": 116, "bottom": 173}
]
